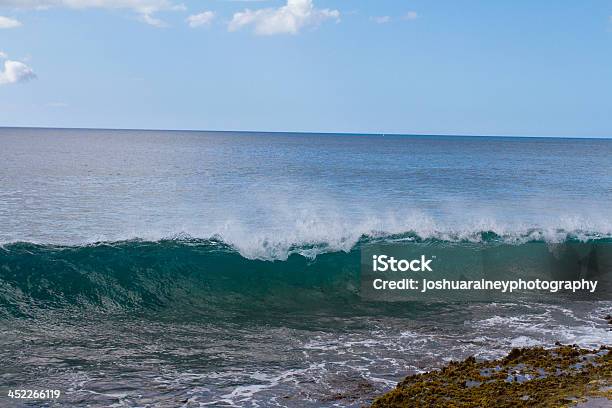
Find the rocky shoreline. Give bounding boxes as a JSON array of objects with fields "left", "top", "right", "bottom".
[{"left": 370, "top": 344, "right": 611, "bottom": 407}]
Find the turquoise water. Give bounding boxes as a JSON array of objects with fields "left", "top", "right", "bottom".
[{"left": 0, "top": 128, "right": 611, "bottom": 406}]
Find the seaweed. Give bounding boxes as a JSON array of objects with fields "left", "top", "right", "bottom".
[{"left": 371, "top": 344, "right": 611, "bottom": 407}]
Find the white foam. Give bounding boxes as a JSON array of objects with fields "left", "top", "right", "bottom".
[
  {"left": 510, "top": 336, "right": 543, "bottom": 348},
  {"left": 1, "top": 201, "right": 610, "bottom": 260}
]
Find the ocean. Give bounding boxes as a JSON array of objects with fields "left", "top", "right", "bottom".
[{"left": 1, "top": 128, "right": 611, "bottom": 407}]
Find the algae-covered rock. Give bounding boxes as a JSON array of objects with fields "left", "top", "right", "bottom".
[{"left": 371, "top": 345, "right": 611, "bottom": 408}]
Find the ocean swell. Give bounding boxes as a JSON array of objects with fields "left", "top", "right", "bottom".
[{"left": 0, "top": 231, "right": 610, "bottom": 318}]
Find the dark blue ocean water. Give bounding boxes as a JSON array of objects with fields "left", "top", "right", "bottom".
[{"left": 0, "top": 128, "right": 611, "bottom": 406}]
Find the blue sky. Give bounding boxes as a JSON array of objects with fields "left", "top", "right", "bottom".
[{"left": 0, "top": 0, "right": 611, "bottom": 137}]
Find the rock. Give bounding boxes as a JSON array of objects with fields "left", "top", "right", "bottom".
[{"left": 370, "top": 345, "right": 611, "bottom": 407}]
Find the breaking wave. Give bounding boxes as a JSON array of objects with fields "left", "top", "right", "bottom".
[{"left": 0, "top": 230, "right": 610, "bottom": 318}]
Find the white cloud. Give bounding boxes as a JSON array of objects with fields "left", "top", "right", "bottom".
[
  {"left": 402, "top": 11, "right": 418, "bottom": 21},
  {"left": 0, "top": 0, "right": 179, "bottom": 12},
  {"left": 0, "top": 1, "right": 183, "bottom": 27},
  {"left": 187, "top": 11, "right": 214, "bottom": 28},
  {"left": 228, "top": 0, "right": 339, "bottom": 35},
  {"left": 0, "top": 15, "right": 21, "bottom": 28},
  {"left": 371, "top": 16, "right": 390, "bottom": 24},
  {"left": 0, "top": 55, "right": 36, "bottom": 85},
  {"left": 138, "top": 12, "right": 166, "bottom": 27}
]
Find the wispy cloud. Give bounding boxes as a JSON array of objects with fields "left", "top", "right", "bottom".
[
  {"left": 0, "top": 0, "right": 183, "bottom": 27},
  {"left": 138, "top": 12, "right": 167, "bottom": 27},
  {"left": 228, "top": 0, "right": 339, "bottom": 35},
  {"left": 187, "top": 11, "right": 215, "bottom": 28},
  {"left": 370, "top": 11, "right": 418, "bottom": 24},
  {"left": 0, "top": 52, "right": 36, "bottom": 85},
  {"left": 402, "top": 11, "right": 418, "bottom": 21},
  {"left": 371, "top": 16, "right": 390, "bottom": 24},
  {"left": 0, "top": 15, "right": 21, "bottom": 28}
]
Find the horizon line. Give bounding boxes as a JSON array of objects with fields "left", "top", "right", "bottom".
[{"left": 0, "top": 126, "right": 610, "bottom": 140}]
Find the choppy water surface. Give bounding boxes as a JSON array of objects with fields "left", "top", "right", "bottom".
[{"left": 2, "top": 300, "right": 610, "bottom": 407}]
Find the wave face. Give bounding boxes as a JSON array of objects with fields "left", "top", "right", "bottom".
[
  {"left": 0, "top": 238, "right": 359, "bottom": 318},
  {"left": 1, "top": 233, "right": 610, "bottom": 318}
]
